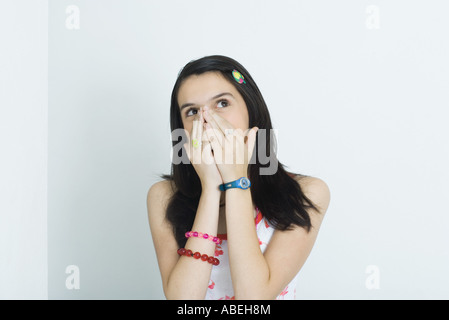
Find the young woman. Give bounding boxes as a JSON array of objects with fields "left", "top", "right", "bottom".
[{"left": 147, "top": 55, "right": 330, "bottom": 300}]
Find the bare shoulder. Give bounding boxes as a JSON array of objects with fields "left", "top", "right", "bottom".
[
  {"left": 146, "top": 179, "right": 175, "bottom": 222},
  {"left": 147, "top": 179, "right": 174, "bottom": 202},
  {"left": 294, "top": 175, "right": 331, "bottom": 215}
]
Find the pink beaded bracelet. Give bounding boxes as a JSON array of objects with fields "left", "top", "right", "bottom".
[{"left": 185, "top": 231, "right": 222, "bottom": 245}]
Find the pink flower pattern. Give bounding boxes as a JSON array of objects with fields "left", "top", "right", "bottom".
[
  {"left": 277, "top": 286, "right": 289, "bottom": 300},
  {"left": 215, "top": 243, "right": 224, "bottom": 257},
  {"left": 205, "top": 207, "right": 299, "bottom": 300}
]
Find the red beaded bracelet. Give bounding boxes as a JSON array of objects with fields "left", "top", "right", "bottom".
[
  {"left": 177, "top": 248, "right": 220, "bottom": 266},
  {"left": 185, "top": 231, "right": 222, "bottom": 245}
]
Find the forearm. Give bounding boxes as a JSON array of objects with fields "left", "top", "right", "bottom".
[
  {"left": 165, "top": 187, "right": 220, "bottom": 299},
  {"left": 225, "top": 188, "right": 271, "bottom": 299}
]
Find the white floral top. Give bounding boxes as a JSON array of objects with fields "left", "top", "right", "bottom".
[{"left": 205, "top": 207, "right": 299, "bottom": 300}]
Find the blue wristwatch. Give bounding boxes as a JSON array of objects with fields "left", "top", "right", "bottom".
[{"left": 219, "top": 177, "right": 251, "bottom": 191}]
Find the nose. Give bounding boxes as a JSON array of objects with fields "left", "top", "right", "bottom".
[{"left": 201, "top": 106, "right": 208, "bottom": 123}]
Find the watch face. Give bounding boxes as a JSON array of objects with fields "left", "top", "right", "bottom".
[{"left": 240, "top": 177, "right": 250, "bottom": 189}]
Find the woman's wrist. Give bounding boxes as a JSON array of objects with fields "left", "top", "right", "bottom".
[
  {"left": 201, "top": 183, "right": 222, "bottom": 196},
  {"left": 221, "top": 170, "right": 249, "bottom": 184}
]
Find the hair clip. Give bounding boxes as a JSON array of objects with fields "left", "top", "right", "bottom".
[{"left": 232, "top": 69, "right": 246, "bottom": 84}]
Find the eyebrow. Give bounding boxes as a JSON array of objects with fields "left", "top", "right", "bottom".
[{"left": 180, "top": 92, "right": 235, "bottom": 111}]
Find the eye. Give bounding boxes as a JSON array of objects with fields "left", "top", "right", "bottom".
[
  {"left": 186, "top": 108, "right": 199, "bottom": 117},
  {"left": 216, "top": 99, "right": 229, "bottom": 108}
]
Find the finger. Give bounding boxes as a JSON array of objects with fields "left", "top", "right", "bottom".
[
  {"left": 197, "top": 108, "right": 204, "bottom": 147},
  {"left": 246, "top": 127, "right": 259, "bottom": 159},
  {"left": 191, "top": 114, "right": 200, "bottom": 143},
  {"left": 203, "top": 108, "right": 234, "bottom": 137},
  {"left": 205, "top": 123, "right": 224, "bottom": 164},
  {"left": 243, "top": 126, "right": 257, "bottom": 143},
  {"left": 183, "top": 129, "right": 192, "bottom": 162},
  {"left": 205, "top": 122, "right": 223, "bottom": 149},
  {"left": 200, "top": 138, "right": 215, "bottom": 165},
  {"left": 191, "top": 114, "right": 202, "bottom": 163}
]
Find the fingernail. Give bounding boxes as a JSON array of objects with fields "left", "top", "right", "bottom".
[{"left": 203, "top": 105, "right": 209, "bottom": 110}]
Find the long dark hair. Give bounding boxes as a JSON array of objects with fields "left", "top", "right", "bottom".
[{"left": 162, "top": 55, "right": 318, "bottom": 247}]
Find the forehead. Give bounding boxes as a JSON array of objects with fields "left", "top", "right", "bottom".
[{"left": 177, "top": 72, "right": 237, "bottom": 105}]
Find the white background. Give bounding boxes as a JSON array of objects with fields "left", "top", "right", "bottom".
[
  {"left": 1, "top": 0, "right": 448, "bottom": 299},
  {"left": 0, "top": 0, "right": 48, "bottom": 299}
]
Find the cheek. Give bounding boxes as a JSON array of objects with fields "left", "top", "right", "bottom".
[
  {"left": 222, "top": 109, "right": 249, "bottom": 131},
  {"left": 183, "top": 122, "right": 193, "bottom": 134}
]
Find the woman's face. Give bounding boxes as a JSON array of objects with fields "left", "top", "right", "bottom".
[{"left": 177, "top": 71, "right": 249, "bottom": 134}]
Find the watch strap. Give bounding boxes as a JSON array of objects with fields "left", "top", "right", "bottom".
[{"left": 219, "top": 177, "right": 251, "bottom": 191}]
